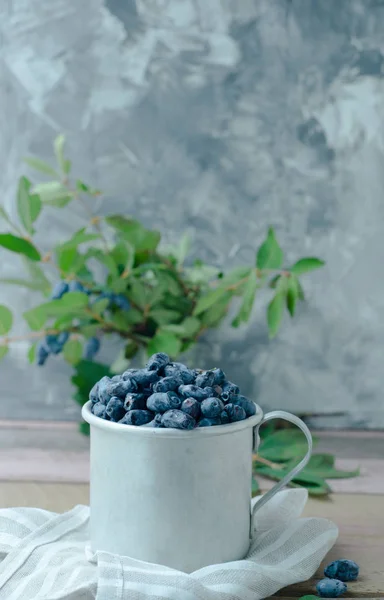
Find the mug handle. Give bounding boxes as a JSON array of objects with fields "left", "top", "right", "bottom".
[{"left": 250, "top": 410, "right": 313, "bottom": 533}]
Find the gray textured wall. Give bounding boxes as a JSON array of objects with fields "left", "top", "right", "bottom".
[{"left": 1, "top": 0, "right": 384, "bottom": 428}]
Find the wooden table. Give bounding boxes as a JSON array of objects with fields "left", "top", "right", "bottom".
[{"left": 0, "top": 422, "right": 383, "bottom": 599}]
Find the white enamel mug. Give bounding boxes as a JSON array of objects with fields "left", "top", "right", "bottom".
[{"left": 82, "top": 401, "right": 312, "bottom": 573}]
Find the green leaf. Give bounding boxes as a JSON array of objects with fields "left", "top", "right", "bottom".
[
  {"left": 258, "top": 429, "right": 309, "bottom": 462},
  {"left": 267, "top": 292, "right": 285, "bottom": 338},
  {"left": 232, "top": 270, "right": 258, "bottom": 327},
  {"left": 79, "top": 422, "right": 90, "bottom": 436},
  {"left": 63, "top": 159, "right": 71, "bottom": 175},
  {"left": 254, "top": 463, "right": 332, "bottom": 496},
  {"left": 0, "top": 277, "right": 48, "bottom": 292},
  {"left": 290, "top": 257, "right": 325, "bottom": 276},
  {"left": 256, "top": 227, "right": 284, "bottom": 270},
  {"left": 179, "top": 316, "right": 201, "bottom": 336},
  {"left": 23, "top": 260, "right": 51, "bottom": 296},
  {"left": 251, "top": 475, "right": 260, "bottom": 497},
  {"left": 110, "top": 241, "right": 135, "bottom": 271},
  {"left": 56, "top": 246, "right": 77, "bottom": 273},
  {"left": 27, "top": 343, "right": 37, "bottom": 364},
  {"left": 86, "top": 248, "right": 119, "bottom": 278},
  {"left": 60, "top": 228, "right": 100, "bottom": 250},
  {"left": 184, "top": 264, "right": 220, "bottom": 285},
  {"left": 90, "top": 298, "right": 110, "bottom": 315},
  {"left": 300, "top": 454, "right": 360, "bottom": 479},
  {"left": 148, "top": 331, "right": 182, "bottom": 357},
  {"left": 200, "top": 291, "right": 232, "bottom": 327},
  {"left": 298, "top": 596, "right": 319, "bottom": 600},
  {"left": 0, "top": 206, "right": 14, "bottom": 229},
  {"left": 0, "top": 346, "right": 9, "bottom": 360},
  {"left": 24, "top": 157, "right": 59, "bottom": 178},
  {"left": 54, "top": 134, "right": 67, "bottom": 174},
  {"left": 218, "top": 266, "right": 252, "bottom": 289},
  {"left": 63, "top": 338, "right": 83, "bottom": 365},
  {"left": 0, "top": 233, "right": 40, "bottom": 261},
  {"left": 297, "top": 280, "right": 305, "bottom": 300},
  {"left": 80, "top": 324, "right": 101, "bottom": 338},
  {"left": 72, "top": 359, "right": 112, "bottom": 397},
  {"left": 33, "top": 182, "right": 73, "bottom": 207},
  {"left": 23, "top": 293, "right": 89, "bottom": 330},
  {"left": 155, "top": 271, "right": 181, "bottom": 298},
  {"left": 0, "top": 305, "right": 12, "bottom": 335},
  {"left": 17, "top": 177, "right": 41, "bottom": 234},
  {"left": 175, "top": 232, "right": 191, "bottom": 266},
  {"left": 105, "top": 215, "right": 161, "bottom": 252},
  {"left": 109, "top": 308, "right": 142, "bottom": 330},
  {"left": 150, "top": 308, "right": 182, "bottom": 326},
  {"left": 194, "top": 287, "right": 232, "bottom": 316},
  {"left": 110, "top": 348, "right": 130, "bottom": 374},
  {"left": 286, "top": 275, "right": 300, "bottom": 317}
]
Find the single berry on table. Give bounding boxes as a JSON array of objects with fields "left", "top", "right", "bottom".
[
  {"left": 316, "top": 579, "right": 347, "bottom": 598},
  {"left": 324, "top": 559, "right": 359, "bottom": 582},
  {"left": 201, "top": 397, "right": 224, "bottom": 418}
]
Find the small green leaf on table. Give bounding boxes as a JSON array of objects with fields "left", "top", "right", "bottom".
[
  {"left": 0, "top": 305, "right": 13, "bottom": 335},
  {"left": 256, "top": 227, "right": 284, "bottom": 269},
  {"left": 0, "top": 233, "right": 41, "bottom": 261},
  {"left": 258, "top": 428, "right": 310, "bottom": 462},
  {"left": 290, "top": 257, "right": 325, "bottom": 276}
]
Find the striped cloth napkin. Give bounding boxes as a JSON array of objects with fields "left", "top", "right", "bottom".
[{"left": 0, "top": 489, "right": 337, "bottom": 599}]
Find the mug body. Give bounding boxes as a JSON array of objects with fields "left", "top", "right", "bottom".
[{"left": 82, "top": 401, "right": 262, "bottom": 573}]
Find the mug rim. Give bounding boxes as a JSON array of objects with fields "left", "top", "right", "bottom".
[{"left": 82, "top": 400, "right": 263, "bottom": 439}]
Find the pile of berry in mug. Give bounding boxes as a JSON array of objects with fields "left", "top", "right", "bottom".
[{"left": 90, "top": 352, "right": 257, "bottom": 429}]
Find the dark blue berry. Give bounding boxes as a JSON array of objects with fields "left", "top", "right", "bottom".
[
  {"left": 198, "top": 417, "right": 221, "bottom": 427},
  {"left": 201, "top": 397, "right": 224, "bottom": 418},
  {"left": 316, "top": 579, "right": 347, "bottom": 598},
  {"left": 220, "top": 410, "right": 230, "bottom": 424},
  {"left": 113, "top": 294, "right": 130, "bottom": 310},
  {"left": 105, "top": 396, "right": 126, "bottom": 421},
  {"left": 233, "top": 395, "right": 256, "bottom": 417},
  {"left": 130, "top": 369, "right": 160, "bottom": 387},
  {"left": 92, "top": 402, "right": 107, "bottom": 419},
  {"left": 121, "top": 368, "right": 139, "bottom": 380},
  {"left": 36, "top": 341, "right": 49, "bottom": 365},
  {"left": 223, "top": 403, "right": 246, "bottom": 422},
  {"left": 147, "top": 392, "right": 180, "bottom": 413},
  {"left": 221, "top": 381, "right": 240, "bottom": 402},
  {"left": 124, "top": 393, "right": 147, "bottom": 411},
  {"left": 324, "top": 560, "right": 359, "bottom": 582},
  {"left": 57, "top": 331, "right": 69, "bottom": 347},
  {"left": 178, "top": 384, "right": 210, "bottom": 401},
  {"left": 147, "top": 352, "right": 170, "bottom": 372},
  {"left": 44, "top": 334, "right": 63, "bottom": 355},
  {"left": 120, "top": 410, "right": 153, "bottom": 426},
  {"left": 89, "top": 381, "right": 99, "bottom": 404},
  {"left": 211, "top": 368, "right": 226, "bottom": 386},
  {"left": 203, "top": 386, "right": 218, "bottom": 397},
  {"left": 51, "top": 281, "right": 69, "bottom": 300},
  {"left": 84, "top": 337, "right": 100, "bottom": 360},
  {"left": 97, "top": 292, "right": 114, "bottom": 307},
  {"left": 108, "top": 378, "right": 138, "bottom": 398},
  {"left": 195, "top": 370, "right": 215, "bottom": 388},
  {"left": 152, "top": 375, "right": 183, "bottom": 393},
  {"left": 161, "top": 409, "right": 196, "bottom": 430},
  {"left": 164, "top": 363, "right": 195, "bottom": 384},
  {"left": 68, "top": 280, "right": 86, "bottom": 293},
  {"left": 181, "top": 398, "right": 201, "bottom": 420},
  {"left": 97, "top": 376, "right": 112, "bottom": 404}
]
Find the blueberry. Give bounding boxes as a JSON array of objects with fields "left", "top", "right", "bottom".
[
  {"left": 195, "top": 370, "right": 215, "bottom": 388},
  {"left": 84, "top": 337, "right": 100, "bottom": 360},
  {"left": 68, "top": 280, "right": 86, "bottom": 293},
  {"left": 111, "top": 374, "right": 121, "bottom": 382},
  {"left": 113, "top": 294, "right": 130, "bottom": 310},
  {"left": 203, "top": 386, "right": 218, "bottom": 397},
  {"left": 146, "top": 352, "right": 170, "bottom": 372},
  {"left": 36, "top": 341, "right": 49, "bottom": 366},
  {"left": 316, "top": 579, "right": 347, "bottom": 598},
  {"left": 92, "top": 402, "right": 107, "bottom": 419},
  {"left": 220, "top": 410, "right": 230, "bottom": 424},
  {"left": 324, "top": 560, "right": 359, "bottom": 582},
  {"left": 164, "top": 363, "right": 195, "bottom": 384},
  {"left": 178, "top": 384, "right": 210, "bottom": 401},
  {"left": 221, "top": 381, "right": 240, "bottom": 402},
  {"left": 89, "top": 381, "right": 99, "bottom": 404},
  {"left": 121, "top": 368, "right": 139, "bottom": 381},
  {"left": 119, "top": 410, "right": 153, "bottom": 426},
  {"left": 161, "top": 409, "right": 196, "bottom": 430},
  {"left": 147, "top": 392, "right": 180, "bottom": 413},
  {"left": 181, "top": 398, "right": 201, "bottom": 420},
  {"left": 144, "top": 413, "right": 164, "bottom": 428},
  {"left": 51, "top": 281, "right": 69, "bottom": 300},
  {"left": 211, "top": 368, "right": 226, "bottom": 386},
  {"left": 96, "top": 292, "right": 114, "bottom": 307},
  {"left": 108, "top": 378, "right": 138, "bottom": 398},
  {"left": 201, "top": 397, "right": 224, "bottom": 418},
  {"left": 152, "top": 375, "right": 183, "bottom": 393},
  {"left": 57, "top": 331, "right": 69, "bottom": 347},
  {"left": 124, "top": 392, "right": 147, "bottom": 411},
  {"left": 97, "top": 376, "right": 112, "bottom": 404},
  {"left": 105, "top": 396, "right": 126, "bottom": 422},
  {"left": 44, "top": 334, "right": 63, "bottom": 355},
  {"left": 167, "top": 391, "right": 182, "bottom": 409},
  {"left": 198, "top": 417, "right": 221, "bottom": 427},
  {"left": 223, "top": 403, "right": 247, "bottom": 422},
  {"left": 130, "top": 369, "right": 160, "bottom": 387},
  {"left": 233, "top": 395, "right": 256, "bottom": 417}
]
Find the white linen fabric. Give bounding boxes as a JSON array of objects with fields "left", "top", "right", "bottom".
[{"left": 0, "top": 489, "right": 338, "bottom": 599}]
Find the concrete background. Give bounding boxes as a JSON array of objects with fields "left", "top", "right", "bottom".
[{"left": 1, "top": 0, "right": 384, "bottom": 427}]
